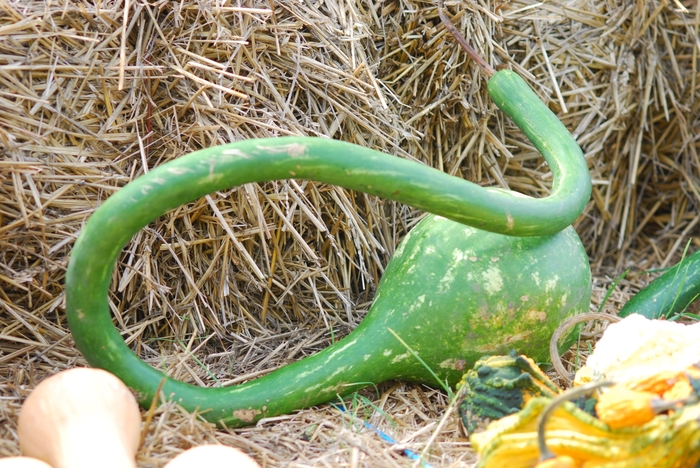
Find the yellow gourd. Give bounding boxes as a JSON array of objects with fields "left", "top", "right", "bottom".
[
  {"left": 594, "top": 386, "right": 659, "bottom": 429},
  {"left": 591, "top": 364, "right": 699, "bottom": 430},
  {"left": 622, "top": 369, "right": 683, "bottom": 394},
  {"left": 663, "top": 377, "right": 695, "bottom": 402},
  {"left": 472, "top": 314, "right": 700, "bottom": 467},
  {"left": 471, "top": 396, "right": 700, "bottom": 467},
  {"left": 163, "top": 445, "right": 260, "bottom": 468},
  {"left": 534, "top": 456, "right": 577, "bottom": 468},
  {"left": 18, "top": 368, "right": 142, "bottom": 468}
]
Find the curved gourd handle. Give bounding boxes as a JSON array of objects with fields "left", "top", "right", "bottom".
[{"left": 65, "top": 69, "right": 590, "bottom": 421}]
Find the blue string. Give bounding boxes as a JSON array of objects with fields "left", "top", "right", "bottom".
[{"left": 334, "top": 404, "right": 435, "bottom": 468}]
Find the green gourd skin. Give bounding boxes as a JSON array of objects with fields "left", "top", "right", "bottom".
[
  {"left": 619, "top": 248, "right": 700, "bottom": 319},
  {"left": 65, "top": 70, "right": 592, "bottom": 427}
]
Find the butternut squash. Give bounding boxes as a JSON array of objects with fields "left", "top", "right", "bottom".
[{"left": 18, "top": 368, "right": 141, "bottom": 468}]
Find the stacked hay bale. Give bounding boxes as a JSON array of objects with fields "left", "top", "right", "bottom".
[{"left": 0, "top": 1, "right": 698, "bottom": 466}]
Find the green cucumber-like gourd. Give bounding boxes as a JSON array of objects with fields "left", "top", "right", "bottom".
[
  {"left": 65, "top": 69, "right": 592, "bottom": 427},
  {"left": 619, "top": 248, "right": 700, "bottom": 319}
]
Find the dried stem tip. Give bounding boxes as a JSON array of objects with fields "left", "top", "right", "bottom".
[{"left": 438, "top": 0, "right": 496, "bottom": 77}]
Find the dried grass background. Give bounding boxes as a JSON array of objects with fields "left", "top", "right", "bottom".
[{"left": 1, "top": 0, "right": 699, "bottom": 466}]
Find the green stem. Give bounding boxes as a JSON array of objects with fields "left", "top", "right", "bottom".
[{"left": 68, "top": 310, "right": 401, "bottom": 426}]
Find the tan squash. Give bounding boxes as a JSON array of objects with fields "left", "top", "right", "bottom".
[
  {"left": 0, "top": 458, "right": 53, "bottom": 468},
  {"left": 164, "top": 445, "right": 260, "bottom": 468},
  {"left": 18, "top": 368, "right": 142, "bottom": 468}
]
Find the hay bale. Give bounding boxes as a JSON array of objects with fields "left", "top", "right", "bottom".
[{"left": 1, "top": 0, "right": 698, "bottom": 466}]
